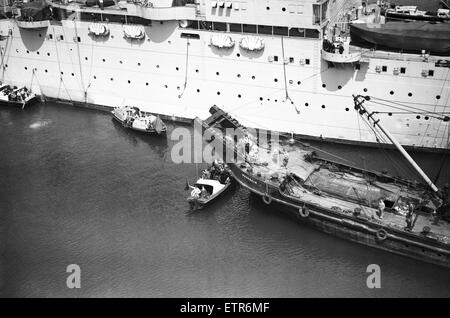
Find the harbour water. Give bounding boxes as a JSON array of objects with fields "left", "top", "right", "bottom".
[{"left": 0, "top": 102, "right": 449, "bottom": 297}]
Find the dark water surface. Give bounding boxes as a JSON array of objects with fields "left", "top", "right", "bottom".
[{"left": 0, "top": 102, "right": 449, "bottom": 297}]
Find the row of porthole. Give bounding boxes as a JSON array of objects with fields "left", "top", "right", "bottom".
[
  {"left": 15, "top": 66, "right": 444, "bottom": 102},
  {"left": 344, "top": 106, "right": 431, "bottom": 120}
]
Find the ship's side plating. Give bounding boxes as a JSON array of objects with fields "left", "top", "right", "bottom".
[{"left": 0, "top": 0, "right": 449, "bottom": 149}]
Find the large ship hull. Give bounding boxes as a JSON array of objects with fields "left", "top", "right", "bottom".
[{"left": 0, "top": 18, "right": 449, "bottom": 150}]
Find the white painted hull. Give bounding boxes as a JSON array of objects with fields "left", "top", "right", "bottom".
[{"left": 0, "top": 18, "right": 449, "bottom": 150}]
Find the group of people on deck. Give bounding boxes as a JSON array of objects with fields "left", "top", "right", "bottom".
[
  {"left": 1, "top": 85, "right": 32, "bottom": 103},
  {"left": 201, "top": 159, "right": 231, "bottom": 185}
]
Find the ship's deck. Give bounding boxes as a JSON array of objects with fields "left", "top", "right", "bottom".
[{"left": 237, "top": 142, "right": 450, "bottom": 243}]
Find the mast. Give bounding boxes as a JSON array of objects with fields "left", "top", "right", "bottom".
[{"left": 353, "top": 95, "right": 439, "bottom": 193}]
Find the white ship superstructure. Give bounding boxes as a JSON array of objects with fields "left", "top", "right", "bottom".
[{"left": 0, "top": 0, "right": 449, "bottom": 150}]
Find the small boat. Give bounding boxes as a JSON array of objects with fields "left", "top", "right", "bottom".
[
  {"left": 111, "top": 105, "right": 167, "bottom": 135},
  {"left": 187, "top": 163, "right": 233, "bottom": 211},
  {"left": 0, "top": 84, "right": 38, "bottom": 109},
  {"left": 381, "top": 5, "right": 450, "bottom": 22}
]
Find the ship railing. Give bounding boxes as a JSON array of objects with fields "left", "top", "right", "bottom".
[{"left": 359, "top": 49, "right": 445, "bottom": 63}]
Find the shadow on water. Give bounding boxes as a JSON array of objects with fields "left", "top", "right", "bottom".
[{"left": 110, "top": 118, "right": 169, "bottom": 159}]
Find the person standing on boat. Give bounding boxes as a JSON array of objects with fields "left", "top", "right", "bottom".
[
  {"left": 243, "top": 134, "right": 252, "bottom": 162},
  {"left": 437, "top": 184, "right": 450, "bottom": 222},
  {"left": 282, "top": 149, "right": 289, "bottom": 168},
  {"left": 405, "top": 203, "right": 414, "bottom": 231},
  {"left": 201, "top": 186, "right": 209, "bottom": 199},
  {"left": 378, "top": 199, "right": 385, "bottom": 219}
]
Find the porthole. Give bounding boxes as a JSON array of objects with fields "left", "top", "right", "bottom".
[
  {"left": 274, "top": 78, "right": 278, "bottom": 82},
  {"left": 102, "top": 58, "right": 105, "bottom": 62},
  {"left": 237, "top": 53, "right": 241, "bottom": 57},
  {"left": 93, "top": 76, "right": 97, "bottom": 79},
  {"left": 26, "top": 50, "right": 29, "bottom": 54},
  {"left": 24, "top": 67, "right": 28, "bottom": 70},
  {"left": 408, "top": 92, "right": 412, "bottom": 97},
  {"left": 252, "top": 76, "right": 255, "bottom": 80},
  {"left": 297, "top": 81, "right": 301, "bottom": 85},
  {"left": 259, "top": 97, "right": 263, "bottom": 101},
  {"left": 338, "top": 85, "right": 342, "bottom": 90},
  {"left": 322, "top": 84, "right": 326, "bottom": 88},
  {"left": 425, "top": 116, "right": 429, "bottom": 120},
  {"left": 164, "top": 85, "right": 168, "bottom": 88},
  {"left": 110, "top": 78, "right": 114, "bottom": 81},
  {"left": 266, "top": 6, "right": 270, "bottom": 10},
  {"left": 128, "top": 80, "right": 131, "bottom": 84},
  {"left": 145, "top": 82, "right": 149, "bottom": 86},
  {"left": 156, "top": 65, "right": 160, "bottom": 68},
  {"left": 388, "top": 112, "right": 392, "bottom": 116},
  {"left": 321, "top": 105, "right": 325, "bottom": 109},
  {"left": 363, "top": 88, "right": 368, "bottom": 92},
  {"left": 197, "top": 89, "right": 200, "bottom": 93},
  {"left": 195, "top": 69, "right": 199, "bottom": 73},
  {"left": 85, "top": 57, "right": 88, "bottom": 61},
  {"left": 216, "top": 72, "right": 220, "bottom": 76},
  {"left": 345, "top": 107, "right": 349, "bottom": 111},
  {"left": 436, "top": 95, "right": 441, "bottom": 100},
  {"left": 16, "top": 49, "right": 19, "bottom": 53},
  {"left": 217, "top": 91, "right": 220, "bottom": 95},
  {"left": 274, "top": 99, "right": 278, "bottom": 103},
  {"left": 61, "top": 72, "right": 64, "bottom": 75},
  {"left": 120, "top": 61, "right": 123, "bottom": 64},
  {"left": 71, "top": 73, "right": 74, "bottom": 76},
  {"left": 37, "top": 51, "right": 40, "bottom": 55},
  {"left": 305, "top": 103, "right": 309, "bottom": 107},
  {"left": 416, "top": 115, "right": 421, "bottom": 119},
  {"left": 138, "top": 63, "right": 141, "bottom": 66},
  {"left": 237, "top": 74, "right": 241, "bottom": 78},
  {"left": 390, "top": 91, "right": 394, "bottom": 95},
  {"left": 238, "top": 94, "right": 241, "bottom": 98},
  {"left": 39, "top": 33, "right": 42, "bottom": 37},
  {"left": 176, "top": 67, "right": 179, "bottom": 71},
  {"left": 282, "top": 7, "right": 286, "bottom": 12},
  {"left": 47, "top": 53, "right": 50, "bottom": 56},
  {"left": 45, "top": 69, "right": 48, "bottom": 73}
]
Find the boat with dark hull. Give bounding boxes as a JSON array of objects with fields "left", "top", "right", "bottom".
[
  {"left": 196, "top": 105, "right": 450, "bottom": 268},
  {"left": 350, "top": 21, "right": 450, "bottom": 55},
  {"left": 380, "top": 6, "right": 450, "bottom": 23},
  {"left": 112, "top": 105, "right": 167, "bottom": 135}
]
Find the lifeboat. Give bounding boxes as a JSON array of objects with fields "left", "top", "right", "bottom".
[
  {"left": 350, "top": 21, "right": 450, "bottom": 56},
  {"left": 239, "top": 36, "right": 264, "bottom": 51},
  {"left": 88, "top": 22, "right": 110, "bottom": 37},
  {"left": 123, "top": 25, "right": 145, "bottom": 40},
  {"left": 210, "top": 34, "right": 235, "bottom": 49}
]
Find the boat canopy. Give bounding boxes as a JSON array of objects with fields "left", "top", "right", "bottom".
[
  {"left": 195, "top": 179, "right": 226, "bottom": 195},
  {"left": 239, "top": 36, "right": 265, "bottom": 51}
]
